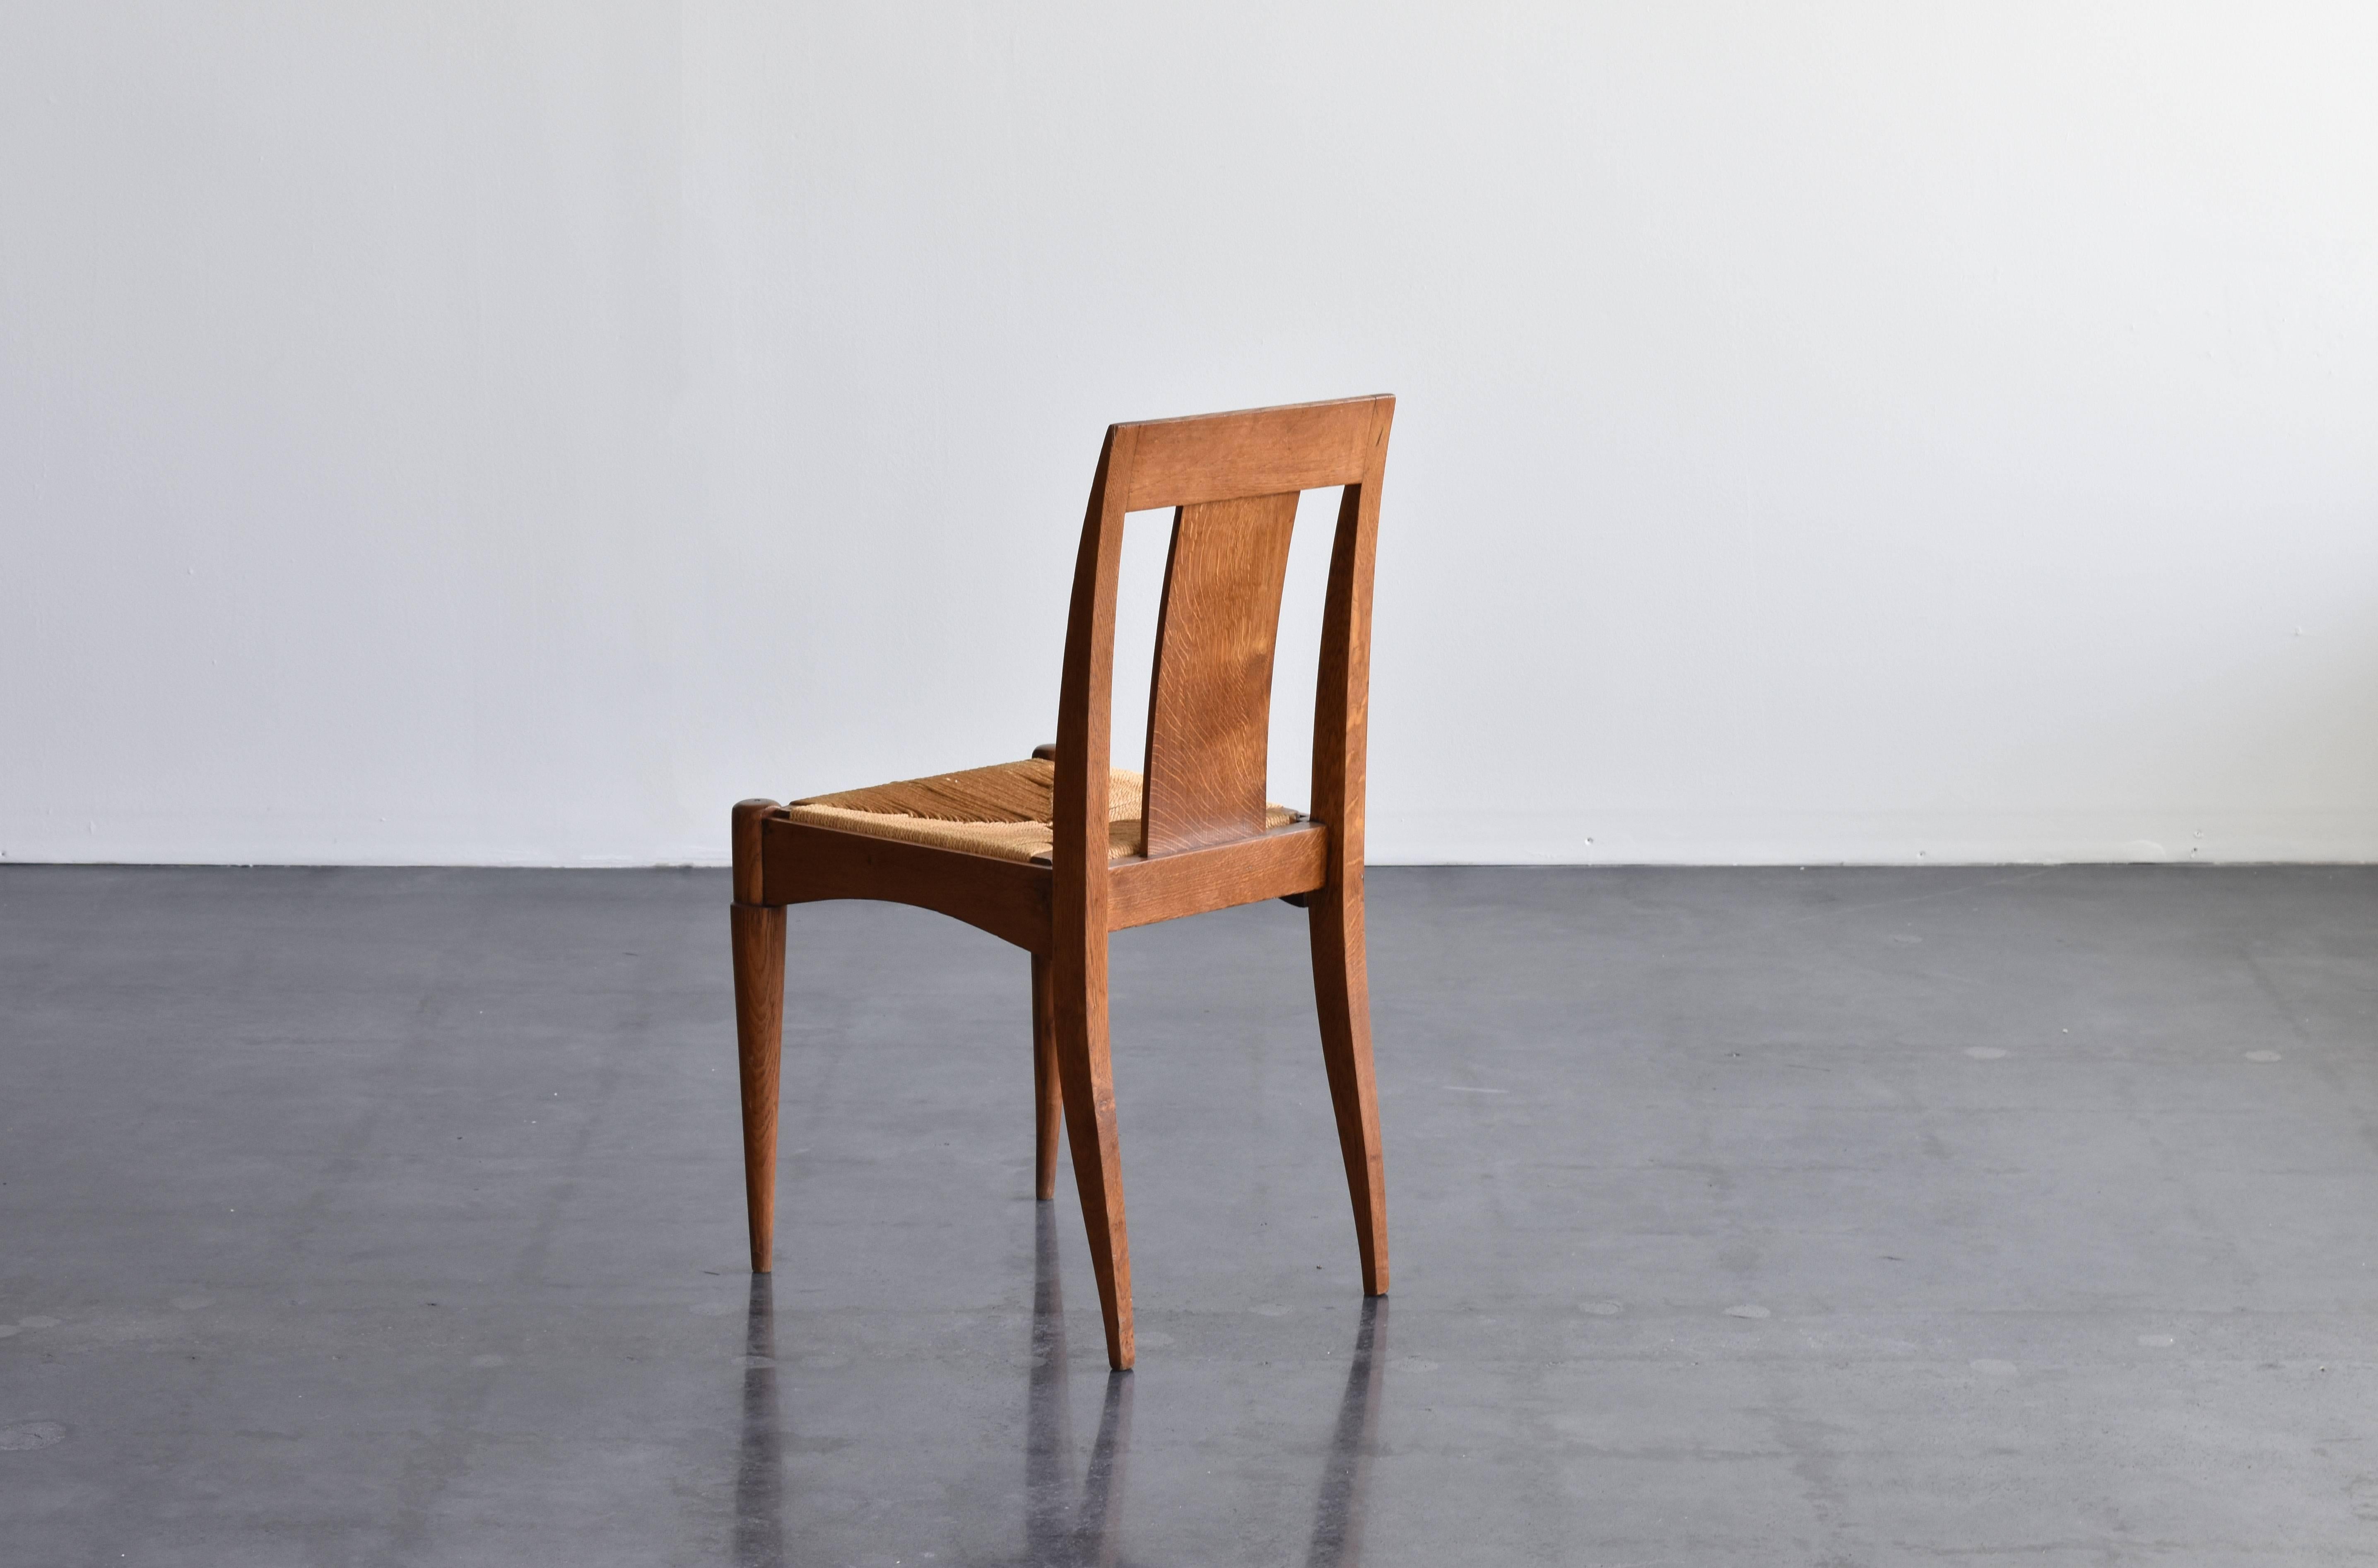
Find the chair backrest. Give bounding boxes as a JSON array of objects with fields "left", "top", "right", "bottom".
[{"left": 1050, "top": 395, "right": 1395, "bottom": 893}]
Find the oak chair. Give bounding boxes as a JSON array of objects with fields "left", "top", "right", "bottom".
[{"left": 730, "top": 394, "right": 1394, "bottom": 1370}]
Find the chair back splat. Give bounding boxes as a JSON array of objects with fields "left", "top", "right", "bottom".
[{"left": 1141, "top": 491, "right": 1299, "bottom": 855}]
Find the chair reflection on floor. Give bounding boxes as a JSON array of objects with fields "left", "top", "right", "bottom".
[
  {"left": 731, "top": 1216, "right": 1387, "bottom": 1566},
  {"left": 1306, "top": 1296, "right": 1385, "bottom": 1568},
  {"left": 1025, "top": 1205, "right": 1135, "bottom": 1567},
  {"left": 1018, "top": 1204, "right": 1386, "bottom": 1568},
  {"left": 735, "top": 1275, "right": 783, "bottom": 1568}
]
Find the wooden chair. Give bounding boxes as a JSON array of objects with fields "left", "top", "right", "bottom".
[{"left": 729, "top": 394, "right": 1394, "bottom": 1370}]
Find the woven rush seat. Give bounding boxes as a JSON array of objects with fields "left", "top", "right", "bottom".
[{"left": 786, "top": 758, "right": 1301, "bottom": 865}]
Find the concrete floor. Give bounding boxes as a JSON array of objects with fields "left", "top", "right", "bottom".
[{"left": 6, "top": 866, "right": 2378, "bottom": 1566}]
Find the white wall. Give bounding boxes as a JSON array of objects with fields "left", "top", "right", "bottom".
[{"left": 7, "top": 4, "right": 2377, "bottom": 866}]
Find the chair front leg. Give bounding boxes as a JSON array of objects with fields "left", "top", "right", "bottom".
[
  {"left": 732, "top": 903, "right": 788, "bottom": 1273},
  {"left": 1310, "top": 871, "right": 1389, "bottom": 1296},
  {"left": 732, "top": 800, "right": 789, "bottom": 1275},
  {"left": 1052, "top": 925, "right": 1135, "bottom": 1369}
]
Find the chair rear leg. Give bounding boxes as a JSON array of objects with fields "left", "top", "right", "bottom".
[
  {"left": 1052, "top": 929, "right": 1135, "bottom": 1369},
  {"left": 732, "top": 902, "right": 788, "bottom": 1272},
  {"left": 1031, "top": 953, "right": 1063, "bottom": 1201},
  {"left": 1310, "top": 874, "right": 1389, "bottom": 1296}
]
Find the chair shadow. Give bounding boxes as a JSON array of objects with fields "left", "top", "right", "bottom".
[{"left": 731, "top": 1211, "right": 1386, "bottom": 1568}]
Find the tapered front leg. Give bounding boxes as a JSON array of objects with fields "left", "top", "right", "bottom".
[
  {"left": 1052, "top": 925, "right": 1134, "bottom": 1369},
  {"left": 732, "top": 902, "right": 788, "bottom": 1273},
  {"left": 1031, "top": 953, "right": 1063, "bottom": 1201},
  {"left": 1310, "top": 872, "right": 1388, "bottom": 1296},
  {"left": 731, "top": 800, "right": 788, "bottom": 1275}
]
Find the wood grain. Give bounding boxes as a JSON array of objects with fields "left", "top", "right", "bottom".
[
  {"left": 730, "top": 800, "right": 788, "bottom": 1274},
  {"left": 1107, "top": 823, "right": 1327, "bottom": 932},
  {"left": 1139, "top": 491, "right": 1300, "bottom": 857},
  {"left": 759, "top": 814, "right": 1052, "bottom": 954},
  {"left": 1050, "top": 424, "right": 1137, "bottom": 1368},
  {"left": 732, "top": 798, "right": 779, "bottom": 906},
  {"left": 1308, "top": 399, "right": 1392, "bottom": 888},
  {"left": 1031, "top": 952, "right": 1062, "bottom": 1202},
  {"left": 1053, "top": 918, "right": 1134, "bottom": 1370},
  {"left": 1305, "top": 396, "right": 1393, "bottom": 1297},
  {"left": 1121, "top": 395, "right": 1389, "bottom": 511},
  {"left": 1310, "top": 877, "right": 1388, "bottom": 1295},
  {"left": 731, "top": 900, "right": 787, "bottom": 1274}
]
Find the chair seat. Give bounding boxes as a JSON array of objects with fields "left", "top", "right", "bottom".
[{"left": 785, "top": 758, "right": 1301, "bottom": 865}]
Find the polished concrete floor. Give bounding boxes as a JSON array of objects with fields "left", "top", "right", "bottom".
[{"left": 7, "top": 865, "right": 2378, "bottom": 1565}]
